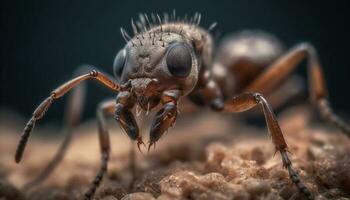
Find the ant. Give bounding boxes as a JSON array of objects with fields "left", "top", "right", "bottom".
[{"left": 14, "top": 12, "right": 350, "bottom": 200}]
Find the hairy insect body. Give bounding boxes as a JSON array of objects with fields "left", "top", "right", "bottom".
[
  {"left": 123, "top": 22, "right": 213, "bottom": 100},
  {"left": 15, "top": 13, "right": 350, "bottom": 200}
]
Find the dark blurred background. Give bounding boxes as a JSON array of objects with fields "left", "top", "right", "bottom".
[{"left": 1, "top": 0, "right": 350, "bottom": 122}]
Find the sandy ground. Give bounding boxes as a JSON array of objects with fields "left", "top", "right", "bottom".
[{"left": 0, "top": 106, "right": 349, "bottom": 200}]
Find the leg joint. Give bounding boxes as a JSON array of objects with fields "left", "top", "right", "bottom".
[
  {"left": 89, "top": 70, "right": 99, "bottom": 77},
  {"left": 280, "top": 150, "right": 292, "bottom": 168},
  {"left": 252, "top": 92, "right": 263, "bottom": 104},
  {"left": 297, "top": 42, "right": 317, "bottom": 57}
]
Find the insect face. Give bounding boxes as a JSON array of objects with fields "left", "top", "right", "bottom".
[{"left": 113, "top": 31, "right": 199, "bottom": 110}]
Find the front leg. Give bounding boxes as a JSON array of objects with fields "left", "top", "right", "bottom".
[
  {"left": 114, "top": 91, "right": 145, "bottom": 151},
  {"left": 15, "top": 70, "right": 119, "bottom": 163},
  {"left": 214, "top": 93, "right": 314, "bottom": 200},
  {"left": 148, "top": 90, "right": 180, "bottom": 151}
]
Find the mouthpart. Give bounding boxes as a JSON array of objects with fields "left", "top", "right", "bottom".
[{"left": 130, "top": 78, "right": 161, "bottom": 111}]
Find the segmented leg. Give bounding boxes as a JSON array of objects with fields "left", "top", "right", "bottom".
[
  {"left": 22, "top": 65, "right": 100, "bottom": 191},
  {"left": 114, "top": 91, "right": 145, "bottom": 151},
  {"left": 148, "top": 90, "right": 180, "bottom": 150},
  {"left": 244, "top": 43, "right": 350, "bottom": 136},
  {"left": 15, "top": 69, "right": 119, "bottom": 163},
  {"left": 84, "top": 99, "right": 115, "bottom": 200},
  {"left": 113, "top": 91, "right": 144, "bottom": 190},
  {"left": 22, "top": 129, "right": 73, "bottom": 192},
  {"left": 214, "top": 93, "right": 314, "bottom": 200}
]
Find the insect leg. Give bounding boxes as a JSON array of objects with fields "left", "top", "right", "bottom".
[
  {"left": 213, "top": 92, "right": 314, "bottom": 200},
  {"left": 22, "top": 65, "right": 114, "bottom": 191},
  {"left": 84, "top": 99, "right": 115, "bottom": 200},
  {"left": 148, "top": 90, "right": 180, "bottom": 151},
  {"left": 188, "top": 69, "right": 224, "bottom": 110},
  {"left": 243, "top": 43, "right": 350, "bottom": 136},
  {"left": 113, "top": 91, "right": 143, "bottom": 190},
  {"left": 114, "top": 91, "right": 144, "bottom": 151},
  {"left": 15, "top": 69, "right": 120, "bottom": 163}
]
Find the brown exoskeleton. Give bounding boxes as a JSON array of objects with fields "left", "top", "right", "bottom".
[{"left": 15, "top": 12, "right": 350, "bottom": 200}]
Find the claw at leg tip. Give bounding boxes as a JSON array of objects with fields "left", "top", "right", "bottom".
[
  {"left": 147, "top": 141, "right": 155, "bottom": 153},
  {"left": 147, "top": 143, "right": 152, "bottom": 153},
  {"left": 137, "top": 143, "right": 142, "bottom": 153},
  {"left": 137, "top": 139, "right": 146, "bottom": 153}
]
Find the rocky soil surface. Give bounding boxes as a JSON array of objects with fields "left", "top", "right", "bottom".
[{"left": 0, "top": 106, "right": 349, "bottom": 200}]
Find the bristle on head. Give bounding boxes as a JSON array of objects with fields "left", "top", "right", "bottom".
[
  {"left": 208, "top": 22, "right": 218, "bottom": 31},
  {"left": 120, "top": 11, "right": 216, "bottom": 44}
]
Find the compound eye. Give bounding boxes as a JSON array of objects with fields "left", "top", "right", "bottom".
[
  {"left": 166, "top": 43, "right": 192, "bottom": 77},
  {"left": 113, "top": 49, "right": 126, "bottom": 78}
]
